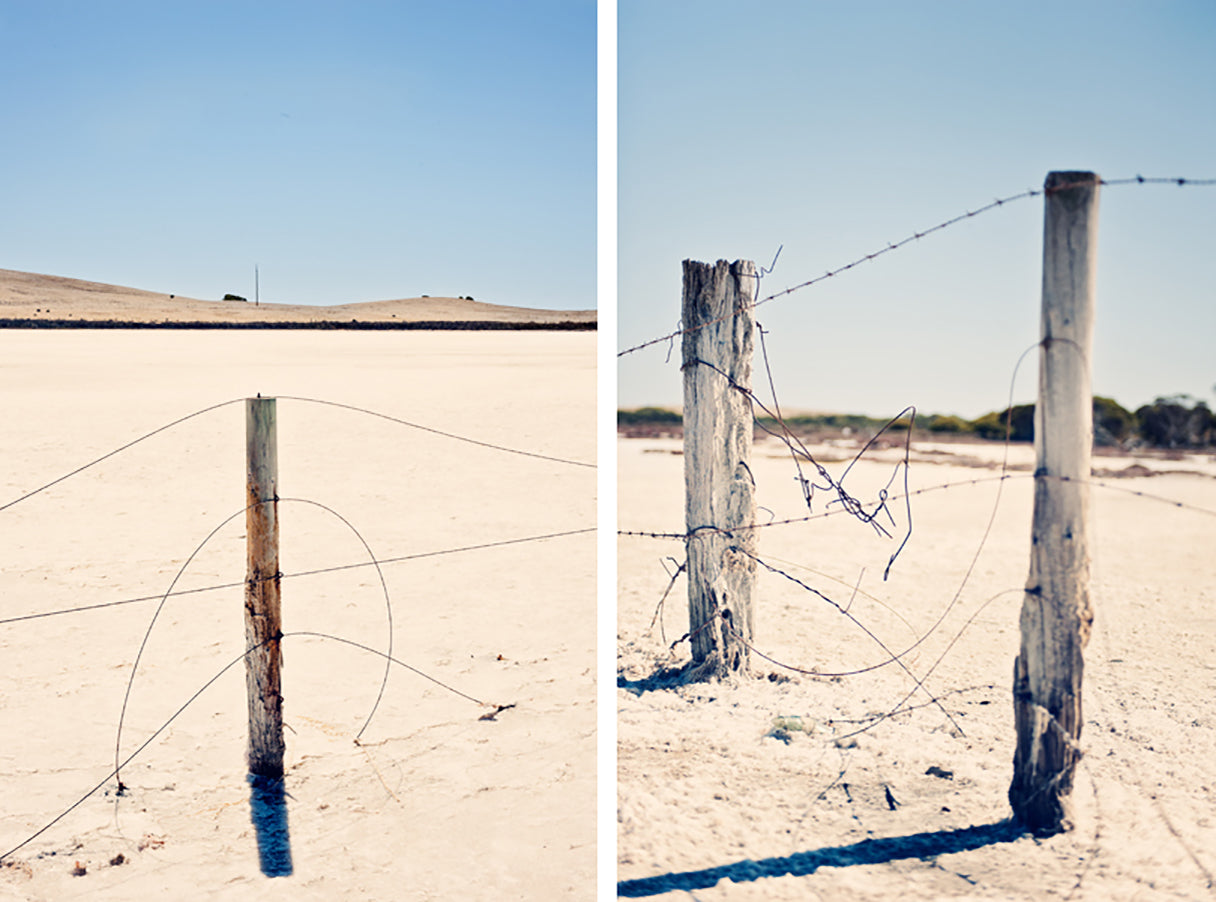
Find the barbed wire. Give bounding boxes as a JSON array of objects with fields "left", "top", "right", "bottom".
[
  {"left": 841, "top": 588, "right": 1027, "bottom": 743},
  {"left": 822, "top": 683, "right": 998, "bottom": 727},
  {"left": 742, "top": 560, "right": 999, "bottom": 741},
  {"left": 0, "top": 580, "right": 246, "bottom": 626},
  {"left": 625, "top": 392, "right": 1212, "bottom": 683},
  {"left": 0, "top": 526, "right": 594, "bottom": 628},
  {"left": 618, "top": 462, "right": 1216, "bottom": 544},
  {"left": 1, "top": 639, "right": 264, "bottom": 863},
  {"left": 0, "top": 394, "right": 594, "bottom": 518},
  {"left": 704, "top": 550, "right": 966, "bottom": 736},
  {"left": 1102, "top": 176, "right": 1216, "bottom": 188},
  {"left": 617, "top": 175, "right": 1215, "bottom": 359},
  {"left": 283, "top": 630, "right": 493, "bottom": 707},
  {"left": 647, "top": 557, "right": 686, "bottom": 647},
  {"left": 616, "top": 172, "right": 1215, "bottom": 883},
  {"left": 114, "top": 502, "right": 251, "bottom": 788},
  {"left": 681, "top": 351, "right": 914, "bottom": 575},
  {"left": 0, "top": 390, "right": 591, "bottom": 861},
  {"left": 275, "top": 395, "right": 594, "bottom": 468},
  {"left": 113, "top": 496, "right": 397, "bottom": 787},
  {"left": 646, "top": 549, "right": 1034, "bottom": 741},
  {"left": 0, "top": 628, "right": 495, "bottom": 864},
  {"left": 621, "top": 327, "right": 1214, "bottom": 737},
  {"left": 748, "top": 553, "right": 918, "bottom": 639},
  {"left": 717, "top": 571, "right": 1027, "bottom": 740},
  {"left": 624, "top": 454, "right": 1214, "bottom": 728},
  {"left": 753, "top": 322, "right": 915, "bottom": 577},
  {"left": 0, "top": 398, "right": 245, "bottom": 514}
]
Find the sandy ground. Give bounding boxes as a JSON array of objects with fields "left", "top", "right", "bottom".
[
  {"left": 0, "top": 330, "right": 595, "bottom": 900},
  {"left": 0, "top": 268, "right": 596, "bottom": 325},
  {"left": 618, "top": 432, "right": 1216, "bottom": 900}
]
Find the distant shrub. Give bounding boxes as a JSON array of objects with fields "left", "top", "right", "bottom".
[
  {"left": 967, "top": 397, "right": 1146, "bottom": 447},
  {"left": 223, "top": 293, "right": 247, "bottom": 302},
  {"left": 1135, "top": 396, "right": 1216, "bottom": 448},
  {"left": 1093, "top": 396, "right": 1136, "bottom": 446},
  {"left": 971, "top": 404, "right": 1035, "bottom": 442},
  {"left": 769, "top": 413, "right": 892, "bottom": 435},
  {"left": 921, "top": 414, "right": 974, "bottom": 434},
  {"left": 618, "top": 407, "right": 682, "bottom": 427}
]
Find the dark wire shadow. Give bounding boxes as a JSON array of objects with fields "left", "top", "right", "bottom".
[
  {"left": 248, "top": 774, "right": 293, "bottom": 877},
  {"left": 617, "top": 820, "right": 1024, "bottom": 897}
]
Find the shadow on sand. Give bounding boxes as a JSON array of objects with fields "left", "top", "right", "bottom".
[
  {"left": 618, "top": 662, "right": 792, "bottom": 696},
  {"left": 617, "top": 820, "right": 1024, "bottom": 897},
  {"left": 617, "top": 664, "right": 693, "bottom": 696},
  {"left": 248, "top": 774, "right": 293, "bottom": 877}
]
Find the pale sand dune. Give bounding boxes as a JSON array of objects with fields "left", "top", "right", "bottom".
[
  {"left": 619, "top": 435, "right": 1216, "bottom": 900},
  {"left": 0, "top": 269, "right": 595, "bottom": 326},
  {"left": 0, "top": 331, "right": 594, "bottom": 900}
]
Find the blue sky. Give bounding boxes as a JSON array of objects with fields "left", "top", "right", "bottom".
[
  {"left": 0, "top": 0, "right": 595, "bottom": 309},
  {"left": 618, "top": 1, "right": 1215, "bottom": 417}
]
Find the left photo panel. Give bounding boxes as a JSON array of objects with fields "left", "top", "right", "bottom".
[{"left": 0, "top": 2, "right": 596, "bottom": 899}]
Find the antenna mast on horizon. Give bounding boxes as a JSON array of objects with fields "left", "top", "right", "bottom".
[{"left": 255, "top": 264, "right": 259, "bottom": 306}]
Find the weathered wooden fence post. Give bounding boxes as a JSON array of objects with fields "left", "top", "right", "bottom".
[
  {"left": 246, "top": 396, "right": 284, "bottom": 778},
  {"left": 1010, "top": 171, "right": 1100, "bottom": 834},
  {"left": 682, "top": 259, "right": 757, "bottom": 679}
]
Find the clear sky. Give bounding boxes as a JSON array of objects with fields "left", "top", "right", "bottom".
[
  {"left": 618, "top": 0, "right": 1215, "bottom": 418},
  {"left": 0, "top": 0, "right": 595, "bottom": 310}
]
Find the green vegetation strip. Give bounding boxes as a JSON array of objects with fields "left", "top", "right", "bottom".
[{"left": 620, "top": 395, "right": 1216, "bottom": 450}]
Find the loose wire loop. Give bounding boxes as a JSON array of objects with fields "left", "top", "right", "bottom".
[{"left": 0, "top": 393, "right": 593, "bottom": 862}]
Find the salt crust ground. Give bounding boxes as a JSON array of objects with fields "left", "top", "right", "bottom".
[
  {"left": 0, "top": 331, "right": 595, "bottom": 900},
  {"left": 619, "top": 434, "right": 1216, "bottom": 900}
]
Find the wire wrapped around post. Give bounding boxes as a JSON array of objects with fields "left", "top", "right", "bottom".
[
  {"left": 681, "top": 259, "right": 758, "bottom": 679},
  {"left": 245, "top": 396, "right": 285, "bottom": 778}
]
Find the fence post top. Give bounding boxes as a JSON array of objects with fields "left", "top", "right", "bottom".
[
  {"left": 1044, "top": 171, "right": 1101, "bottom": 192},
  {"left": 682, "top": 259, "right": 757, "bottom": 274}
]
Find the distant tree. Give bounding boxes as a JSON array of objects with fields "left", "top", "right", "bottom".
[
  {"left": 1135, "top": 395, "right": 1215, "bottom": 448},
  {"left": 1197, "top": 402, "right": 1216, "bottom": 446},
  {"left": 1185, "top": 401, "right": 1216, "bottom": 447},
  {"left": 968, "top": 397, "right": 1140, "bottom": 447},
  {"left": 1093, "top": 396, "right": 1136, "bottom": 447},
  {"left": 971, "top": 404, "right": 1035, "bottom": 442}
]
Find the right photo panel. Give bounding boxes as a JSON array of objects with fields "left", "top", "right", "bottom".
[{"left": 616, "top": 2, "right": 1216, "bottom": 898}]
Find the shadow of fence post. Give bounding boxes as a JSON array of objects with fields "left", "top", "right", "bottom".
[
  {"left": 247, "top": 774, "right": 293, "bottom": 877},
  {"left": 245, "top": 397, "right": 292, "bottom": 877}
]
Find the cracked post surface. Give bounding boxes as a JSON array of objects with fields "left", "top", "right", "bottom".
[
  {"left": 682, "top": 260, "right": 757, "bottom": 678},
  {"left": 1010, "top": 172, "right": 1099, "bottom": 834}
]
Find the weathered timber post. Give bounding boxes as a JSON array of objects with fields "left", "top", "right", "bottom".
[
  {"left": 1010, "top": 171, "right": 1100, "bottom": 834},
  {"left": 246, "top": 396, "right": 284, "bottom": 778},
  {"left": 682, "top": 259, "right": 757, "bottom": 679}
]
